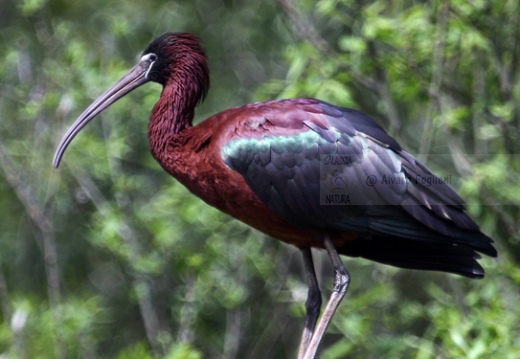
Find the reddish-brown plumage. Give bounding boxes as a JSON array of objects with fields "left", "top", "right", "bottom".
[
  {"left": 142, "top": 34, "right": 358, "bottom": 249},
  {"left": 53, "top": 32, "right": 494, "bottom": 267},
  {"left": 151, "top": 101, "right": 359, "bottom": 249},
  {"left": 53, "top": 32, "right": 496, "bottom": 359}
]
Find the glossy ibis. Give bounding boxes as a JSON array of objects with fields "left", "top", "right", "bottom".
[{"left": 53, "top": 33, "right": 497, "bottom": 359}]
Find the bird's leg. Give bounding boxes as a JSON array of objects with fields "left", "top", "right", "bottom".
[
  {"left": 297, "top": 248, "right": 322, "bottom": 359},
  {"left": 302, "top": 236, "right": 350, "bottom": 359}
]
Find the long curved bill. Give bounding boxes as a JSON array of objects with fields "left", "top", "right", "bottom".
[{"left": 53, "top": 54, "right": 156, "bottom": 168}]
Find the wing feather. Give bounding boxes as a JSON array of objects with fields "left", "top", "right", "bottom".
[{"left": 221, "top": 99, "right": 497, "bottom": 271}]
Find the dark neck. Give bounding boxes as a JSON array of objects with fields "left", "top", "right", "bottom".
[
  {"left": 148, "top": 77, "right": 196, "bottom": 160},
  {"left": 147, "top": 44, "right": 209, "bottom": 161}
]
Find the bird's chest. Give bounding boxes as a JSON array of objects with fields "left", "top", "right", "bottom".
[
  {"left": 154, "top": 138, "right": 318, "bottom": 246},
  {"left": 157, "top": 137, "right": 260, "bottom": 215}
]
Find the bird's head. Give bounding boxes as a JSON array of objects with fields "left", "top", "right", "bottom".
[
  {"left": 142, "top": 33, "right": 209, "bottom": 89},
  {"left": 52, "top": 32, "right": 209, "bottom": 168}
]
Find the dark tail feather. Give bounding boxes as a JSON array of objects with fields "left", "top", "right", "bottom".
[{"left": 339, "top": 237, "right": 487, "bottom": 279}]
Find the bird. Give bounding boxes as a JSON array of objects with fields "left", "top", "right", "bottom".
[{"left": 53, "top": 32, "right": 497, "bottom": 359}]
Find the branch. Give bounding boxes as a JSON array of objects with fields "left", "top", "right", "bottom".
[
  {"left": 0, "top": 268, "right": 12, "bottom": 323},
  {"left": 0, "top": 141, "right": 66, "bottom": 358},
  {"left": 366, "top": 41, "right": 402, "bottom": 133},
  {"left": 419, "top": 1, "right": 449, "bottom": 160},
  {"left": 69, "top": 168, "right": 167, "bottom": 355},
  {"left": 276, "top": 0, "right": 332, "bottom": 55}
]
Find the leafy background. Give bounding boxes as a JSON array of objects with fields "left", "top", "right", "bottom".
[{"left": 1, "top": 0, "right": 519, "bottom": 358}]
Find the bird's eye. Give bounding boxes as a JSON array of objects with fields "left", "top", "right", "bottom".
[
  {"left": 141, "top": 53, "right": 157, "bottom": 63},
  {"left": 140, "top": 53, "right": 158, "bottom": 79}
]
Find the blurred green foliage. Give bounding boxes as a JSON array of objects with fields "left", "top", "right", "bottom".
[{"left": 0, "top": 0, "right": 519, "bottom": 358}]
